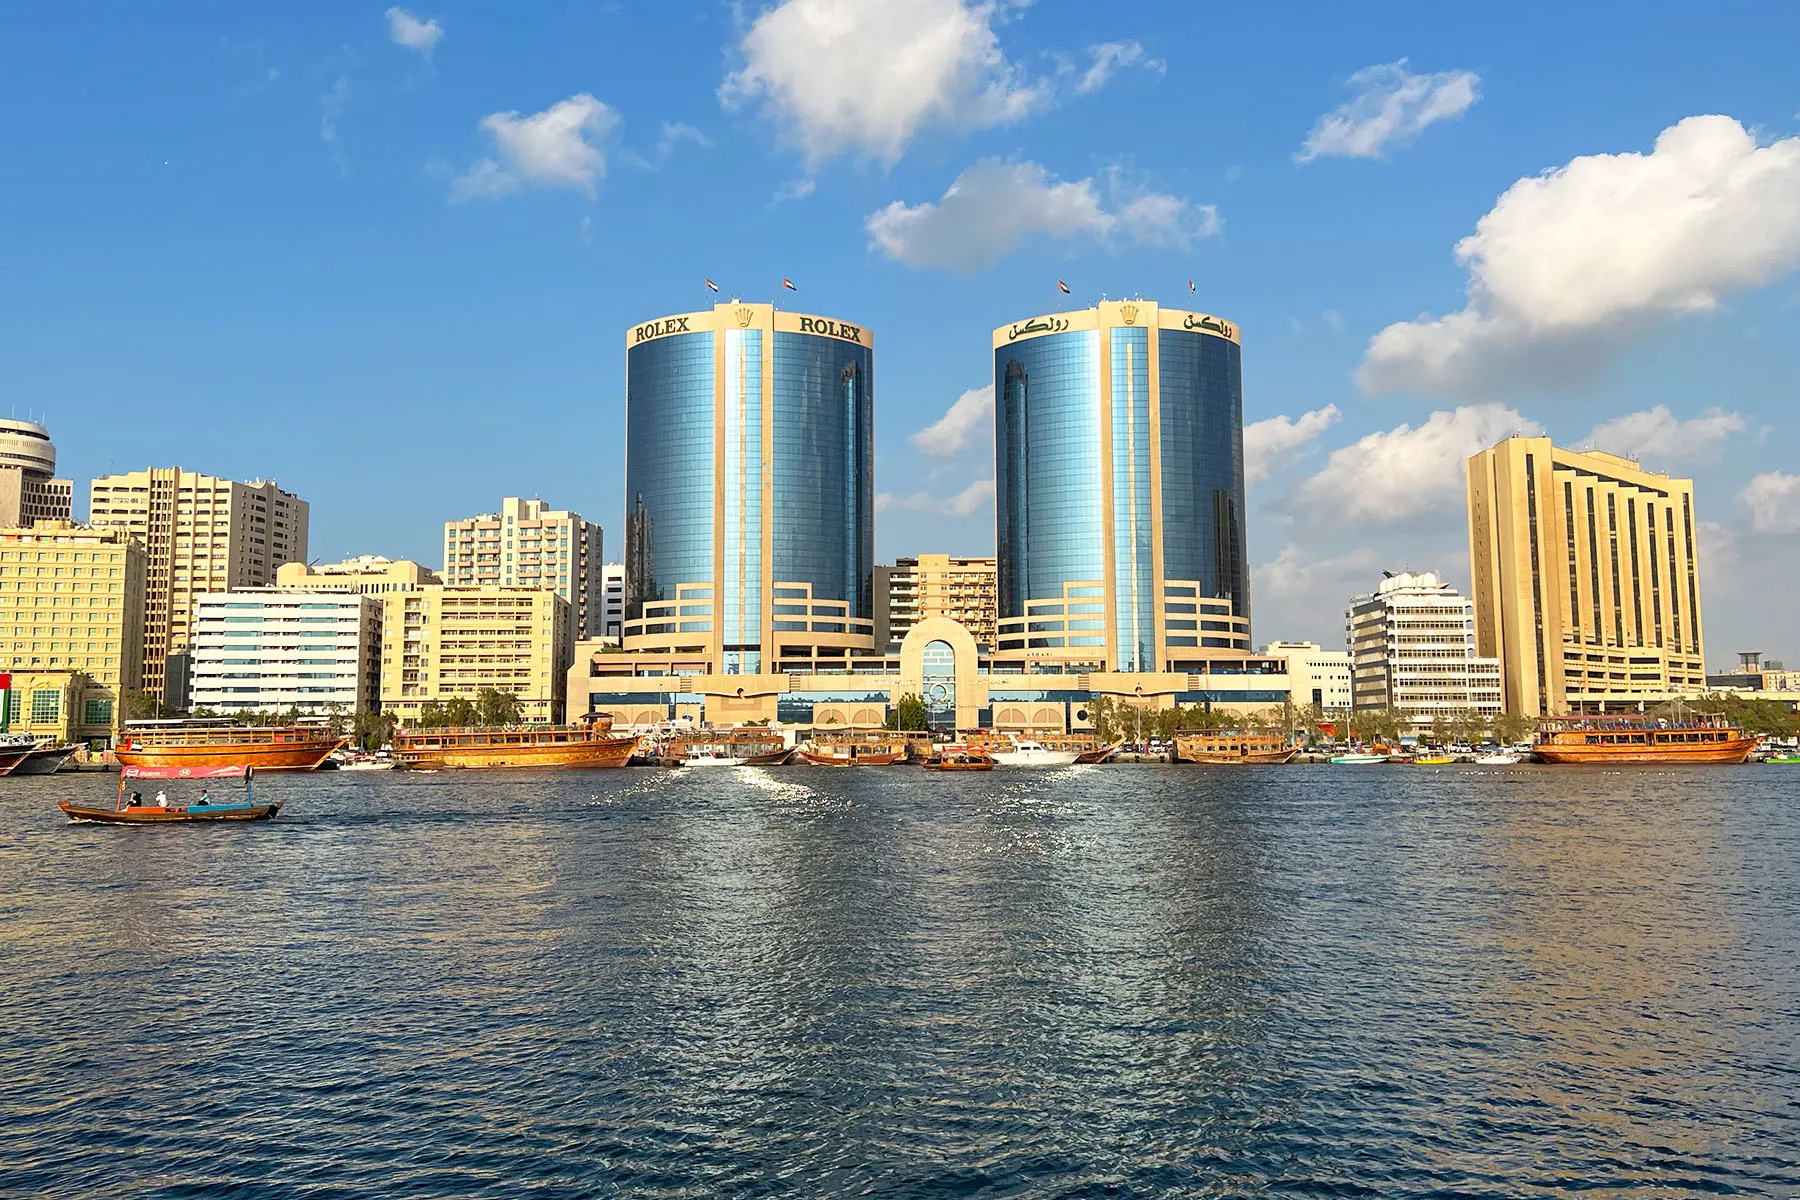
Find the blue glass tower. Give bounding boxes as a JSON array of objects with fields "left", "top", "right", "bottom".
[
  {"left": 993, "top": 300, "right": 1248, "bottom": 672},
  {"left": 624, "top": 303, "right": 875, "bottom": 672}
]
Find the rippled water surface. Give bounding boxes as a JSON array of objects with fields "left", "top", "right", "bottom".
[{"left": 2, "top": 764, "right": 1797, "bottom": 1198}]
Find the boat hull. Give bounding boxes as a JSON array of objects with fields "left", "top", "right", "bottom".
[
  {"left": 1177, "top": 747, "right": 1298, "bottom": 765},
  {"left": 989, "top": 750, "right": 1080, "bottom": 767},
  {"left": 1533, "top": 739, "right": 1755, "bottom": 765},
  {"left": 116, "top": 738, "right": 344, "bottom": 773},
  {"left": 60, "top": 801, "right": 281, "bottom": 824},
  {"left": 1074, "top": 745, "right": 1121, "bottom": 764},
  {"left": 11, "top": 746, "right": 76, "bottom": 775},
  {"left": 797, "top": 748, "right": 901, "bottom": 766},
  {"left": 922, "top": 760, "right": 994, "bottom": 771},
  {"left": 0, "top": 748, "right": 37, "bottom": 776},
  {"left": 1330, "top": 755, "right": 1388, "bottom": 765},
  {"left": 396, "top": 736, "right": 639, "bottom": 771}
]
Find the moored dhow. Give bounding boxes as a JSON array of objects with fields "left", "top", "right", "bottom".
[
  {"left": 1531, "top": 715, "right": 1755, "bottom": 765},
  {"left": 797, "top": 730, "right": 908, "bottom": 766},
  {"left": 116, "top": 723, "right": 345, "bottom": 772},
  {"left": 392, "top": 720, "right": 639, "bottom": 770},
  {"left": 1175, "top": 729, "right": 1298, "bottom": 765}
]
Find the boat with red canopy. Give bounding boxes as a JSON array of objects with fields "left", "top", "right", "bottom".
[{"left": 58, "top": 765, "right": 280, "bottom": 824}]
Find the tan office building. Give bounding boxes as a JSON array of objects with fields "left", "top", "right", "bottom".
[
  {"left": 275, "top": 555, "right": 441, "bottom": 598},
  {"left": 0, "top": 419, "right": 73, "bottom": 528},
  {"left": 88, "top": 468, "right": 308, "bottom": 702},
  {"left": 875, "top": 554, "right": 998, "bottom": 650},
  {"left": 0, "top": 522, "right": 146, "bottom": 738},
  {"left": 1467, "top": 437, "right": 1706, "bottom": 716},
  {"left": 443, "top": 497, "right": 603, "bottom": 641},
  {"left": 381, "top": 586, "right": 571, "bottom": 725}
]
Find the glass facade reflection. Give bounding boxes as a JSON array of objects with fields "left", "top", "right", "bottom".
[
  {"left": 994, "top": 302, "right": 1248, "bottom": 673},
  {"left": 624, "top": 304, "right": 874, "bottom": 668}
]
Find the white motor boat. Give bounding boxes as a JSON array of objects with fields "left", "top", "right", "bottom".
[
  {"left": 989, "top": 739, "right": 1079, "bottom": 767},
  {"left": 340, "top": 757, "right": 395, "bottom": 771},
  {"left": 1474, "top": 752, "right": 1522, "bottom": 765}
]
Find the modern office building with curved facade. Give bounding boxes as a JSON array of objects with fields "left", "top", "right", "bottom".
[
  {"left": 993, "top": 299, "right": 1250, "bottom": 673},
  {"left": 622, "top": 301, "right": 876, "bottom": 674}
]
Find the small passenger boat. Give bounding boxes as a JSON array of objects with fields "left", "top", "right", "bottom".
[
  {"left": 1411, "top": 754, "right": 1456, "bottom": 766},
  {"left": 1175, "top": 730, "right": 1298, "bottom": 765},
  {"left": 1474, "top": 752, "right": 1522, "bottom": 765},
  {"left": 922, "top": 745, "right": 996, "bottom": 771},
  {"left": 59, "top": 765, "right": 278, "bottom": 824},
  {"left": 1329, "top": 753, "right": 1388, "bottom": 765}
]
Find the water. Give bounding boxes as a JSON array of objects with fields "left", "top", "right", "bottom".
[{"left": 2, "top": 764, "right": 1797, "bottom": 1198}]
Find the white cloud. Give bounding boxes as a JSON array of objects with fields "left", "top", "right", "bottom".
[
  {"left": 867, "top": 159, "right": 1218, "bottom": 272},
  {"left": 1583, "top": 405, "right": 1745, "bottom": 462},
  {"left": 1297, "top": 59, "right": 1479, "bottom": 162},
  {"left": 1293, "top": 404, "right": 1541, "bottom": 524},
  {"left": 720, "top": 0, "right": 1050, "bottom": 164},
  {"left": 911, "top": 385, "right": 993, "bottom": 457},
  {"left": 656, "top": 122, "right": 710, "bottom": 157},
  {"left": 1078, "top": 41, "right": 1162, "bottom": 94},
  {"left": 451, "top": 94, "right": 619, "bottom": 202},
  {"left": 877, "top": 480, "right": 996, "bottom": 517},
  {"left": 773, "top": 177, "right": 817, "bottom": 203},
  {"left": 1739, "top": 472, "right": 1800, "bottom": 534},
  {"left": 1360, "top": 115, "right": 1800, "bottom": 396},
  {"left": 1244, "top": 405, "right": 1340, "bottom": 484},
  {"left": 319, "top": 75, "right": 351, "bottom": 173},
  {"left": 1252, "top": 543, "right": 1384, "bottom": 644},
  {"left": 385, "top": 7, "right": 443, "bottom": 57}
]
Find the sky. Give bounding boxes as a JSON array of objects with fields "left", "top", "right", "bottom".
[{"left": 3, "top": 0, "right": 1798, "bottom": 663}]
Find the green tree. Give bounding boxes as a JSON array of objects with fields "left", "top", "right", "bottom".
[
  {"left": 1429, "top": 712, "right": 1451, "bottom": 748},
  {"left": 444, "top": 697, "right": 478, "bottom": 727},
  {"left": 122, "top": 689, "right": 163, "bottom": 721},
  {"left": 884, "top": 693, "right": 929, "bottom": 732},
  {"left": 475, "top": 688, "right": 522, "bottom": 726},
  {"left": 1492, "top": 711, "right": 1534, "bottom": 744}
]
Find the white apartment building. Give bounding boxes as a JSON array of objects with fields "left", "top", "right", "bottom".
[
  {"left": 188, "top": 588, "right": 381, "bottom": 714},
  {"left": 442, "top": 497, "right": 603, "bottom": 642},
  {"left": 1264, "top": 640, "right": 1353, "bottom": 712},
  {"left": 1346, "top": 572, "right": 1502, "bottom": 731},
  {"left": 600, "top": 562, "right": 625, "bottom": 643}
]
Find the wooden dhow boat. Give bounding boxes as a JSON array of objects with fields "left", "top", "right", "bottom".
[
  {"left": 1175, "top": 730, "right": 1298, "bottom": 765},
  {"left": 393, "top": 717, "right": 638, "bottom": 770},
  {"left": 116, "top": 723, "right": 345, "bottom": 772},
  {"left": 1531, "top": 715, "right": 1755, "bottom": 765},
  {"left": 797, "top": 730, "right": 907, "bottom": 766},
  {"left": 669, "top": 728, "right": 795, "bottom": 766},
  {"left": 59, "top": 765, "right": 279, "bottom": 824}
]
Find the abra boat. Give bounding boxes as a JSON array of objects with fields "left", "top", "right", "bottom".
[
  {"left": 392, "top": 719, "right": 639, "bottom": 770},
  {"left": 922, "top": 745, "right": 996, "bottom": 771},
  {"left": 1174, "top": 730, "right": 1298, "bottom": 765},
  {"left": 1531, "top": 715, "right": 1755, "bottom": 765},
  {"left": 1411, "top": 754, "right": 1457, "bottom": 766},
  {"left": 116, "top": 723, "right": 345, "bottom": 772},
  {"left": 59, "top": 765, "right": 279, "bottom": 824}
]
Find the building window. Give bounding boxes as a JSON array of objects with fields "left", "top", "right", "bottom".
[
  {"left": 30, "top": 690, "right": 59, "bottom": 723},
  {"left": 84, "top": 698, "right": 113, "bottom": 726}
]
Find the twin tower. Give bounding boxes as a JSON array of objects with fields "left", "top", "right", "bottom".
[{"left": 622, "top": 299, "right": 1248, "bottom": 677}]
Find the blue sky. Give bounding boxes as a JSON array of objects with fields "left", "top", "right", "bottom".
[{"left": 3, "top": 0, "right": 1798, "bottom": 660}]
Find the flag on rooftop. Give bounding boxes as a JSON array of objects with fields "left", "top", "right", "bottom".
[
  {"left": 1056, "top": 280, "right": 1070, "bottom": 295},
  {"left": 782, "top": 278, "right": 798, "bottom": 291},
  {"left": 1187, "top": 279, "right": 1196, "bottom": 292},
  {"left": 704, "top": 278, "right": 719, "bottom": 292}
]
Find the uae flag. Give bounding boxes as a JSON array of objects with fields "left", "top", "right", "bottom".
[
  {"left": 782, "top": 278, "right": 798, "bottom": 291},
  {"left": 1056, "top": 280, "right": 1070, "bottom": 295},
  {"left": 704, "top": 279, "right": 719, "bottom": 292}
]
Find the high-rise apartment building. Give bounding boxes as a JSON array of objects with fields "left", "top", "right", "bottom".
[
  {"left": 623, "top": 301, "right": 875, "bottom": 673},
  {"left": 600, "top": 562, "right": 625, "bottom": 643},
  {"left": 188, "top": 589, "right": 381, "bottom": 714},
  {"left": 382, "top": 586, "right": 571, "bottom": 725},
  {"left": 0, "top": 420, "right": 73, "bottom": 528},
  {"left": 992, "top": 300, "right": 1250, "bottom": 674},
  {"left": 874, "top": 555, "right": 998, "bottom": 650},
  {"left": 442, "top": 498, "right": 603, "bottom": 640},
  {"left": 88, "top": 468, "right": 308, "bottom": 701},
  {"left": 1467, "top": 438, "right": 1706, "bottom": 716},
  {"left": 0, "top": 522, "right": 146, "bottom": 739},
  {"left": 1346, "top": 572, "right": 1501, "bottom": 731},
  {"left": 1263, "top": 640, "right": 1352, "bottom": 711}
]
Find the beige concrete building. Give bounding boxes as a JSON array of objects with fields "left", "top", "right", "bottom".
[
  {"left": 275, "top": 555, "right": 441, "bottom": 597},
  {"left": 382, "top": 586, "right": 571, "bottom": 725},
  {"left": 1264, "top": 640, "right": 1352, "bottom": 712},
  {"left": 88, "top": 468, "right": 308, "bottom": 702},
  {"left": 1347, "top": 572, "right": 1502, "bottom": 731},
  {"left": 875, "top": 555, "right": 998, "bottom": 650},
  {"left": 189, "top": 589, "right": 382, "bottom": 715},
  {"left": 1467, "top": 438, "right": 1706, "bottom": 716},
  {"left": 0, "top": 522, "right": 147, "bottom": 739},
  {"left": 0, "top": 419, "right": 73, "bottom": 528},
  {"left": 443, "top": 497, "right": 603, "bottom": 641}
]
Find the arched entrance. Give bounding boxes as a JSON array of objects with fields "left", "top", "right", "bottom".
[{"left": 921, "top": 639, "right": 956, "bottom": 729}]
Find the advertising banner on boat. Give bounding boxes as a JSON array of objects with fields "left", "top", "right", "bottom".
[{"left": 122, "top": 764, "right": 250, "bottom": 780}]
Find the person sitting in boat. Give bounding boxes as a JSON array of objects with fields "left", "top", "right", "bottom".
[
  {"left": 154, "top": 789, "right": 168, "bottom": 808},
  {"left": 195, "top": 788, "right": 212, "bottom": 806},
  {"left": 129, "top": 791, "right": 143, "bottom": 807}
]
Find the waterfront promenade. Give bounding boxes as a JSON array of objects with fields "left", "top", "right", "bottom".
[{"left": 2, "top": 767, "right": 1796, "bottom": 1197}]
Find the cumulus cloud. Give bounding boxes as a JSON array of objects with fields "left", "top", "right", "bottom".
[
  {"left": 912, "top": 385, "right": 993, "bottom": 457},
  {"left": 867, "top": 159, "right": 1218, "bottom": 272},
  {"left": 1293, "top": 404, "right": 1541, "bottom": 524},
  {"left": 386, "top": 7, "right": 443, "bottom": 58},
  {"left": 1739, "top": 472, "right": 1800, "bottom": 534},
  {"left": 1252, "top": 543, "right": 1385, "bottom": 644},
  {"left": 1244, "top": 405, "right": 1340, "bottom": 484},
  {"left": 1297, "top": 59, "right": 1479, "bottom": 162},
  {"left": 1360, "top": 115, "right": 1800, "bottom": 397},
  {"left": 656, "top": 122, "right": 710, "bottom": 157},
  {"left": 319, "top": 75, "right": 351, "bottom": 173},
  {"left": 451, "top": 94, "right": 619, "bottom": 202},
  {"left": 1078, "top": 41, "right": 1162, "bottom": 94},
  {"left": 877, "top": 480, "right": 996, "bottom": 517},
  {"left": 1583, "top": 405, "right": 1746, "bottom": 462},
  {"left": 720, "top": 0, "right": 1050, "bottom": 164}
]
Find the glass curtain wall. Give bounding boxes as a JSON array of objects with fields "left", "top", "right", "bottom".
[
  {"left": 1109, "top": 327, "right": 1154, "bottom": 672},
  {"left": 772, "top": 332, "right": 874, "bottom": 620},
  {"left": 723, "top": 328, "right": 763, "bottom": 671},
  {"left": 624, "top": 332, "right": 716, "bottom": 622}
]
